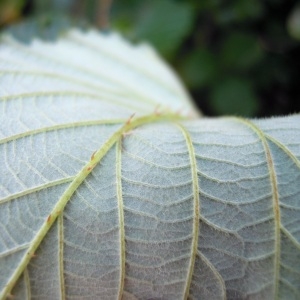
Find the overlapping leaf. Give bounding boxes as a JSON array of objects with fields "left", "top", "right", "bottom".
[{"left": 0, "top": 29, "right": 299, "bottom": 300}]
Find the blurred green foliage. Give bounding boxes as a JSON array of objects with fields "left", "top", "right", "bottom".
[{"left": 1, "top": 0, "right": 299, "bottom": 117}]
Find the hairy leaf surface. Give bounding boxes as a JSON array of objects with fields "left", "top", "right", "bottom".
[{"left": 0, "top": 29, "right": 299, "bottom": 300}]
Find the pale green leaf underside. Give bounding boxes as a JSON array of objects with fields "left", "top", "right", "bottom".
[{"left": 0, "top": 29, "right": 299, "bottom": 300}]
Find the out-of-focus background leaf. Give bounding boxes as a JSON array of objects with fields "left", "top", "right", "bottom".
[{"left": 1, "top": 0, "right": 299, "bottom": 117}]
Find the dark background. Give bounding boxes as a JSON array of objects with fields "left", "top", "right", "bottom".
[{"left": 1, "top": 0, "right": 300, "bottom": 117}]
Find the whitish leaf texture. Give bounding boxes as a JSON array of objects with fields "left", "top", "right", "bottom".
[{"left": 0, "top": 29, "right": 299, "bottom": 300}]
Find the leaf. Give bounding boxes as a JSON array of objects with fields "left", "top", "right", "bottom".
[
  {"left": 210, "top": 77, "right": 259, "bottom": 116},
  {"left": 287, "top": 4, "right": 300, "bottom": 40},
  {"left": 214, "top": 0, "right": 263, "bottom": 24},
  {"left": 180, "top": 49, "right": 217, "bottom": 89},
  {"left": 221, "top": 32, "right": 263, "bottom": 70},
  {"left": 133, "top": 0, "right": 195, "bottom": 58},
  {"left": 0, "top": 28, "right": 299, "bottom": 300}
]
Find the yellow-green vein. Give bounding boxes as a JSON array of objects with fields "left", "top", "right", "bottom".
[
  {"left": 23, "top": 268, "right": 31, "bottom": 300},
  {"left": 175, "top": 123, "right": 200, "bottom": 300},
  {"left": 0, "top": 89, "right": 122, "bottom": 102},
  {"left": 197, "top": 251, "right": 226, "bottom": 300},
  {"left": 0, "top": 244, "right": 30, "bottom": 259},
  {"left": 0, "top": 177, "right": 74, "bottom": 205},
  {"left": 58, "top": 214, "right": 66, "bottom": 300},
  {"left": 265, "top": 134, "right": 300, "bottom": 250},
  {"left": 0, "top": 69, "right": 117, "bottom": 97},
  {"left": 0, "top": 90, "right": 152, "bottom": 112},
  {"left": 116, "top": 139, "right": 126, "bottom": 300},
  {"left": 231, "top": 117, "right": 281, "bottom": 299},
  {"left": 0, "top": 119, "right": 126, "bottom": 145},
  {"left": 265, "top": 134, "right": 300, "bottom": 168},
  {"left": 280, "top": 278, "right": 300, "bottom": 297},
  {"left": 0, "top": 112, "right": 184, "bottom": 300},
  {"left": 281, "top": 225, "right": 300, "bottom": 250}
]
